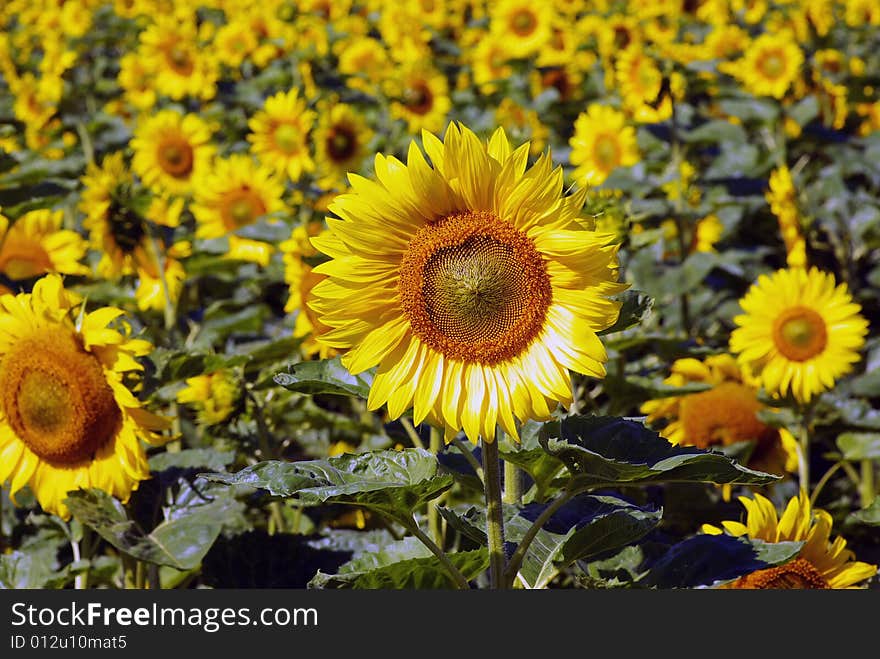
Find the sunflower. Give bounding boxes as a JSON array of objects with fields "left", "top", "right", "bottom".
[
  {"left": 641, "top": 354, "right": 798, "bottom": 477},
  {"left": 494, "top": 98, "right": 548, "bottom": 157},
  {"left": 730, "top": 267, "right": 868, "bottom": 404},
  {"left": 131, "top": 109, "right": 215, "bottom": 196},
  {"left": 0, "top": 275, "right": 170, "bottom": 519},
  {"left": 0, "top": 209, "right": 89, "bottom": 280},
  {"left": 387, "top": 64, "right": 452, "bottom": 135},
  {"left": 117, "top": 52, "right": 156, "bottom": 114},
  {"left": 309, "top": 123, "right": 626, "bottom": 443},
  {"left": 732, "top": 31, "right": 803, "bottom": 99},
  {"left": 702, "top": 492, "right": 877, "bottom": 589},
  {"left": 176, "top": 368, "right": 240, "bottom": 426},
  {"left": 314, "top": 103, "right": 373, "bottom": 191},
  {"left": 191, "top": 154, "right": 285, "bottom": 264},
  {"left": 213, "top": 18, "right": 258, "bottom": 70},
  {"left": 138, "top": 15, "right": 217, "bottom": 101},
  {"left": 766, "top": 166, "right": 806, "bottom": 269},
  {"left": 489, "top": 0, "right": 554, "bottom": 59},
  {"left": 615, "top": 45, "right": 672, "bottom": 123},
  {"left": 469, "top": 37, "right": 514, "bottom": 96},
  {"left": 247, "top": 88, "right": 316, "bottom": 183},
  {"left": 336, "top": 36, "right": 390, "bottom": 94},
  {"left": 135, "top": 241, "right": 190, "bottom": 313},
  {"left": 569, "top": 104, "right": 641, "bottom": 187}
]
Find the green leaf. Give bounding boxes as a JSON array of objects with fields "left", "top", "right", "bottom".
[
  {"left": 639, "top": 535, "right": 803, "bottom": 588},
  {"left": 837, "top": 433, "right": 880, "bottom": 460},
  {"left": 540, "top": 415, "right": 780, "bottom": 487},
  {"left": 848, "top": 498, "right": 880, "bottom": 527},
  {"left": 310, "top": 539, "right": 487, "bottom": 589},
  {"left": 204, "top": 448, "right": 453, "bottom": 522},
  {"left": 788, "top": 95, "right": 819, "bottom": 127},
  {"left": 65, "top": 488, "right": 238, "bottom": 570},
  {"left": 274, "top": 355, "right": 374, "bottom": 398},
  {"left": 149, "top": 448, "right": 236, "bottom": 473},
  {"left": 0, "top": 551, "right": 53, "bottom": 589},
  {"left": 598, "top": 290, "right": 653, "bottom": 336},
  {"left": 849, "top": 369, "right": 880, "bottom": 397}
]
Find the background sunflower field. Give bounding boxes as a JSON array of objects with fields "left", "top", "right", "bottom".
[{"left": 1, "top": 0, "right": 879, "bottom": 591}]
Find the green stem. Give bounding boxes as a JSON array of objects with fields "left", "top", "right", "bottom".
[
  {"left": 135, "top": 561, "right": 146, "bottom": 590},
  {"left": 0, "top": 489, "right": 5, "bottom": 553},
  {"left": 503, "top": 487, "right": 577, "bottom": 588},
  {"left": 404, "top": 516, "right": 470, "bottom": 590},
  {"left": 860, "top": 459, "right": 875, "bottom": 508},
  {"left": 482, "top": 438, "right": 506, "bottom": 589},
  {"left": 797, "top": 416, "right": 811, "bottom": 496},
  {"left": 428, "top": 426, "right": 443, "bottom": 547},
  {"left": 452, "top": 437, "right": 484, "bottom": 485},
  {"left": 399, "top": 416, "right": 425, "bottom": 450},
  {"left": 810, "top": 462, "right": 843, "bottom": 508},
  {"left": 503, "top": 458, "right": 522, "bottom": 506}
]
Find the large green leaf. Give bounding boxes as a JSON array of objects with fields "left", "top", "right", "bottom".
[
  {"left": 540, "top": 415, "right": 780, "bottom": 487},
  {"left": 149, "top": 448, "right": 236, "bottom": 473},
  {"left": 837, "top": 433, "right": 880, "bottom": 460},
  {"left": 639, "top": 535, "right": 803, "bottom": 588},
  {"left": 848, "top": 498, "right": 880, "bottom": 527},
  {"left": 65, "top": 488, "right": 239, "bottom": 570},
  {"left": 205, "top": 449, "right": 453, "bottom": 521},
  {"left": 309, "top": 537, "right": 487, "bottom": 589},
  {"left": 0, "top": 552, "right": 50, "bottom": 589},
  {"left": 498, "top": 420, "right": 565, "bottom": 501},
  {"left": 440, "top": 494, "right": 661, "bottom": 589},
  {"left": 274, "top": 355, "right": 374, "bottom": 398}
]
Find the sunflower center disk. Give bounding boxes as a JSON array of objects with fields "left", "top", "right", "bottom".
[
  {"left": 511, "top": 9, "right": 537, "bottom": 36},
  {"left": 594, "top": 135, "right": 621, "bottom": 169},
  {"left": 157, "top": 139, "right": 194, "bottom": 178},
  {"left": 399, "top": 211, "right": 551, "bottom": 365},
  {"left": 734, "top": 558, "right": 829, "bottom": 589},
  {"left": 404, "top": 83, "right": 433, "bottom": 115},
  {"left": 273, "top": 123, "right": 300, "bottom": 154},
  {"left": 0, "top": 329, "right": 122, "bottom": 464},
  {"left": 760, "top": 52, "right": 785, "bottom": 79},
  {"left": 222, "top": 188, "right": 266, "bottom": 228},
  {"left": 327, "top": 128, "right": 356, "bottom": 161},
  {"left": 773, "top": 306, "right": 827, "bottom": 361}
]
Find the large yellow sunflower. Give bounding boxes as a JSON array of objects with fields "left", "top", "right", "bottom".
[
  {"left": 0, "top": 275, "right": 170, "bottom": 519},
  {"left": 0, "top": 209, "right": 89, "bottom": 280},
  {"left": 703, "top": 492, "right": 877, "bottom": 589},
  {"left": 569, "top": 104, "right": 641, "bottom": 186},
  {"left": 247, "top": 89, "right": 316, "bottom": 183},
  {"left": 191, "top": 154, "right": 286, "bottom": 265},
  {"left": 641, "top": 354, "right": 798, "bottom": 478},
  {"left": 730, "top": 267, "right": 868, "bottom": 404},
  {"left": 131, "top": 109, "right": 215, "bottom": 196},
  {"left": 313, "top": 103, "right": 374, "bottom": 191},
  {"left": 309, "top": 124, "right": 626, "bottom": 443}
]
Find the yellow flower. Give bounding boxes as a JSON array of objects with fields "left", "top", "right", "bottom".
[
  {"left": 336, "top": 36, "right": 390, "bottom": 94},
  {"left": 138, "top": 15, "right": 217, "bottom": 101},
  {"left": 489, "top": 0, "right": 555, "bottom": 59},
  {"left": 309, "top": 123, "right": 626, "bottom": 443},
  {"left": 0, "top": 275, "right": 170, "bottom": 519},
  {"left": 176, "top": 369, "right": 240, "bottom": 426},
  {"left": 135, "top": 241, "right": 190, "bottom": 313},
  {"left": 469, "top": 37, "right": 514, "bottom": 96},
  {"left": 0, "top": 209, "right": 89, "bottom": 280},
  {"left": 615, "top": 45, "right": 672, "bottom": 123},
  {"left": 569, "top": 104, "right": 640, "bottom": 186},
  {"left": 703, "top": 492, "right": 877, "bottom": 589},
  {"left": 191, "top": 154, "right": 285, "bottom": 265},
  {"left": 117, "top": 52, "right": 157, "bottom": 114},
  {"left": 493, "top": 98, "right": 548, "bottom": 157},
  {"left": 247, "top": 88, "right": 316, "bottom": 183},
  {"left": 641, "top": 354, "right": 798, "bottom": 477},
  {"left": 732, "top": 32, "right": 803, "bottom": 99},
  {"left": 213, "top": 18, "right": 258, "bottom": 70},
  {"left": 730, "top": 267, "right": 868, "bottom": 403},
  {"left": 131, "top": 109, "right": 215, "bottom": 196},
  {"left": 386, "top": 64, "right": 452, "bottom": 135},
  {"left": 313, "top": 103, "right": 373, "bottom": 191},
  {"left": 766, "top": 166, "right": 807, "bottom": 269}
]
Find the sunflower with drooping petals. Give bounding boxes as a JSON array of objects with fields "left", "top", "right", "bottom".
[
  {"left": 309, "top": 123, "right": 626, "bottom": 443},
  {"left": 730, "top": 267, "right": 868, "bottom": 404},
  {"left": 569, "top": 104, "right": 641, "bottom": 187},
  {"left": 0, "top": 209, "right": 89, "bottom": 280},
  {"left": 0, "top": 275, "right": 171, "bottom": 519},
  {"left": 247, "top": 89, "right": 316, "bottom": 183},
  {"left": 176, "top": 368, "right": 241, "bottom": 427},
  {"left": 314, "top": 103, "right": 373, "bottom": 191},
  {"left": 703, "top": 492, "right": 877, "bottom": 589},
  {"left": 135, "top": 241, "right": 190, "bottom": 313},
  {"left": 131, "top": 109, "right": 215, "bottom": 197},
  {"left": 641, "top": 354, "right": 798, "bottom": 478}
]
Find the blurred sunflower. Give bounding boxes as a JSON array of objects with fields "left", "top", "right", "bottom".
[
  {"left": 191, "top": 154, "right": 286, "bottom": 266},
  {"left": 310, "top": 123, "right": 625, "bottom": 443},
  {"left": 731, "top": 31, "right": 803, "bottom": 99},
  {"left": 0, "top": 275, "right": 170, "bottom": 519},
  {"left": 131, "top": 109, "right": 215, "bottom": 196},
  {"left": 615, "top": 45, "right": 672, "bottom": 123},
  {"left": 387, "top": 64, "right": 451, "bottom": 135},
  {"left": 641, "top": 354, "right": 798, "bottom": 478},
  {"left": 569, "top": 104, "right": 640, "bottom": 186},
  {"left": 0, "top": 209, "right": 89, "bottom": 280},
  {"left": 116, "top": 52, "right": 157, "bottom": 115},
  {"left": 134, "top": 241, "right": 190, "bottom": 313},
  {"left": 489, "top": 0, "right": 554, "bottom": 59},
  {"left": 314, "top": 103, "right": 373, "bottom": 191},
  {"left": 703, "top": 492, "right": 877, "bottom": 589},
  {"left": 247, "top": 88, "right": 316, "bottom": 183},
  {"left": 766, "top": 165, "right": 807, "bottom": 269},
  {"left": 730, "top": 267, "right": 868, "bottom": 403},
  {"left": 138, "top": 15, "right": 217, "bottom": 101},
  {"left": 493, "top": 98, "right": 548, "bottom": 157},
  {"left": 176, "top": 368, "right": 241, "bottom": 427}
]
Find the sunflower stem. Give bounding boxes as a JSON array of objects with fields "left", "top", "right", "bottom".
[
  {"left": 481, "top": 438, "right": 506, "bottom": 589},
  {"left": 860, "top": 459, "right": 875, "bottom": 508},
  {"left": 404, "top": 516, "right": 470, "bottom": 590},
  {"left": 428, "top": 426, "right": 443, "bottom": 547},
  {"left": 797, "top": 421, "right": 810, "bottom": 496},
  {"left": 452, "top": 437, "right": 484, "bottom": 485},
  {"left": 502, "top": 459, "right": 522, "bottom": 506}
]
